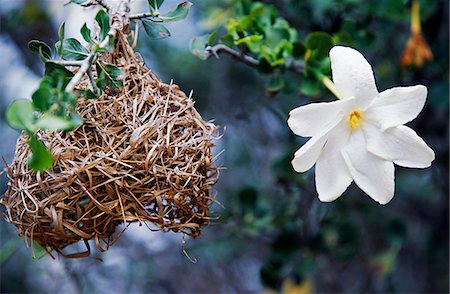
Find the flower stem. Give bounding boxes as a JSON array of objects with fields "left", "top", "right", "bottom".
[
  {"left": 411, "top": 0, "right": 421, "bottom": 34},
  {"left": 321, "top": 75, "right": 342, "bottom": 99}
]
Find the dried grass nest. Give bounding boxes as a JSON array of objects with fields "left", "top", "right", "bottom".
[{"left": 1, "top": 32, "right": 220, "bottom": 257}]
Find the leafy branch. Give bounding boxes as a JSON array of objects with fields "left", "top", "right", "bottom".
[{"left": 190, "top": 1, "right": 336, "bottom": 97}]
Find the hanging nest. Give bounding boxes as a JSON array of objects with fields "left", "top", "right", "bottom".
[{"left": 2, "top": 31, "right": 220, "bottom": 257}]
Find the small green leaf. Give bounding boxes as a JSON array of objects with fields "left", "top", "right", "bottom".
[
  {"left": 96, "top": 63, "right": 123, "bottom": 91},
  {"left": 62, "top": 91, "right": 78, "bottom": 108},
  {"left": 61, "top": 38, "right": 89, "bottom": 60},
  {"left": 28, "top": 40, "right": 51, "bottom": 60},
  {"left": 31, "top": 242, "right": 47, "bottom": 260},
  {"left": 94, "top": 45, "right": 109, "bottom": 54},
  {"left": 160, "top": 1, "right": 192, "bottom": 22},
  {"left": 236, "top": 35, "right": 263, "bottom": 45},
  {"left": 6, "top": 99, "right": 36, "bottom": 131},
  {"left": 95, "top": 10, "right": 110, "bottom": 41},
  {"left": 219, "top": 34, "right": 234, "bottom": 48},
  {"left": 190, "top": 34, "right": 211, "bottom": 60},
  {"left": 142, "top": 20, "right": 171, "bottom": 40},
  {"left": 38, "top": 47, "right": 49, "bottom": 62},
  {"left": 45, "top": 62, "right": 74, "bottom": 78},
  {"left": 208, "top": 31, "right": 217, "bottom": 45},
  {"left": 299, "top": 75, "right": 321, "bottom": 96},
  {"left": 257, "top": 57, "right": 273, "bottom": 74},
  {"left": 81, "top": 23, "right": 94, "bottom": 44},
  {"left": 32, "top": 85, "right": 52, "bottom": 112},
  {"left": 56, "top": 22, "right": 65, "bottom": 56},
  {"left": 70, "top": 113, "right": 84, "bottom": 127},
  {"left": 35, "top": 114, "right": 74, "bottom": 131},
  {"left": 305, "top": 32, "right": 334, "bottom": 59},
  {"left": 148, "top": 0, "right": 164, "bottom": 10},
  {"left": 79, "top": 88, "right": 97, "bottom": 99},
  {"left": 265, "top": 75, "right": 285, "bottom": 97},
  {"left": 28, "top": 136, "right": 53, "bottom": 172}
]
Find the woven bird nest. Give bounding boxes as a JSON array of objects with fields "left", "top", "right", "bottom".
[{"left": 2, "top": 32, "right": 220, "bottom": 257}]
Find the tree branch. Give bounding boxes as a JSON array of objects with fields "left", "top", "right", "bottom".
[
  {"left": 51, "top": 60, "right": 84, "bottom": 66},
  {"left": 129, "top": 12, "right": 157, "bottom": 20},
  {"left": 95, "top": 0, "right": 111, "bottom": 11},
  {"left": 87, "top": 66, "right": 99, "bottom": 94},
  {"left": 205, "top": 44, "right": 305, "bottom": 74}
]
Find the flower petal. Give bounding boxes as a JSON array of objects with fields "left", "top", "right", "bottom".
[
  {"left": 315, "top": 121, "right": 353, "bottom": 202},
  {"left": 291, "top": 116, "right": 342, "bottom": 172},
  {"left": 288, "top": 97, "right": 359, "bottom": 137},
  {"left": 341, "top": 130, "right": 395, "bottom": 205},
  {"left": 292, "top": 135, "right": 327, "bottom": 173},
  {"left": 330, "top": 46, "right": 379, "bottom": 100},
  {"left": 364, "top": 124, "right": 435, "bottom": 168},
  {"left": 366, "top": 85, "right": 427, "bottom": 130}
]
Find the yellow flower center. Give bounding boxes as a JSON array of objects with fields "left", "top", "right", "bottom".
[{"left": 349, "top": 110, "right": 363, "bottom": 129}]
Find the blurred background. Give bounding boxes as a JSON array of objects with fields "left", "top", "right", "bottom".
[{"left": 0, "top": 0, "right": 448, "bottom": 293}]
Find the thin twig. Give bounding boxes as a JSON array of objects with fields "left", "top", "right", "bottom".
[
  {"left": 95, "top": 0, "right": 111, "bottom": 11},
  {"left": 205, "top": 44, "right": 259, "bottom": 67},
  {"left": 50, "top": 60, "right": 84, "bottom": 66},
  {"left": 65, "top": 0, "right": 131, "bottom": 92},
  {"left": 87, "top": 66, "right": 99, "bottom": 95},
  {"left": 205, "top": 44, "right": 305, "bottom": 74},
  {"left": 130, "top": 12, "right": 156, "bottom": 20}
]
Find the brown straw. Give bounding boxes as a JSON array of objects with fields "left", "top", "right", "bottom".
[{"left": 2, "top": 31, "right": 220, "bottom": 257}]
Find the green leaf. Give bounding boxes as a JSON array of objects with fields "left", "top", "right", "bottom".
[
  {"left": 28, "top": 40, "right": 51, "bottom": 61},
  {"left": 31, "top": 242, "right": 47, "bottom": 260},
  {"left": 56, "top": 22, "right": 65, "bottom": 56},
  {"left": 6, "top": 99, "right": 36, "bottom": 131},
  {"left": 61, "top": 91, "right": 78, "bottom": 109},
  {"left": 219, "top": 34, "right": 234, "bottom": 48},
  {"left": 96, "top": 63, "right": 123, "bottom": 91},
  {"left": 190, "top": 34, "right": 211, "bottom": 60},
  {"left": 265, "top": 75, "right": 285, "bottom": 97},
  {"left": 70, "top": 113, "right": 84, "bottom": 127},
  {"left": 79, "top": 89, "right": 97, "bottom": 99},
  {"left": 305, "top": 32, "right": 334, "bottom": 59},
  {"left": 236, "top": 34, "right": 263, "bottom": 45},
  {"left": 293, "top": 41, "right": 306, "bottom": 58},
  {"left": 95, "top": 10, "right": 110, "bottom": 41},
  {"left": 299, "top": 75, "right": 321, "bottom": 96},
  {"left": 257, "top": 57, "right": 273, "bottom": 74},
  {"left": 148, "top": 0, "right": 164, "bottom": 10},
  {"left": 35, "top": 114, "right": 74, "bottom": 131},
  {"left": 142, "top": 20, "right": 171, "bottom": 40},
  {"left": 28, "top": 136, "right": 53, "bottom": 172},
  {"left": 45, "top": 62, "right": 74, "bottom": 78},
  {"left": 81, "top": 23, "right": 94, "bottom": 44},
  {"left": 208, "top": 31, "right": 217, "bottom": 45},
  {"left": 160, "top": 1, "right": 192, "bottom": 22},
  {"left": 61, "top": 38, "right": 89, "bottom": 60},
  {"left": 32, "top": 84, "right": 52, "bottom": 112}
]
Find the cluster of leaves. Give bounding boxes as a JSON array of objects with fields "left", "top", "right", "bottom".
[
  {"left": 5, "top": 8, "right": 123, "bottom": 171},
  {"left": 190, "top": 0, "right": 337, "bottom": 97}
]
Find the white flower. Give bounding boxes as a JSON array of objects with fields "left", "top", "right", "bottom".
[{"left": 287, "top": 46, "right": 435, "bottom": 205}]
